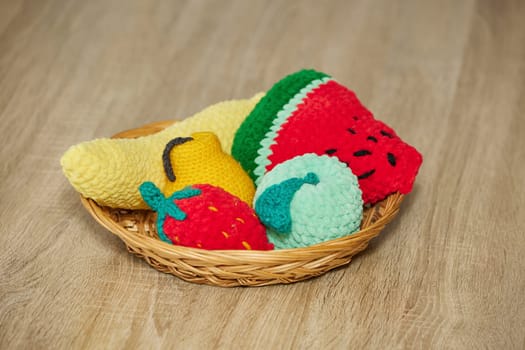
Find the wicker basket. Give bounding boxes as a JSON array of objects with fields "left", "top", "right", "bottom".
[{"left": 80, "top": 121, "right": 405, "bottom": 287}]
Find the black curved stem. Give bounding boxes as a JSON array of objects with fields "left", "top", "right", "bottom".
[{"left": 162, "top": 137, "right": 193, "bottom": 182}]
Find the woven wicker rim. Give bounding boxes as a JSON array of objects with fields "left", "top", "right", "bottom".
[{"left": 80, "top": 120, "right": 405, "bottom": 287}]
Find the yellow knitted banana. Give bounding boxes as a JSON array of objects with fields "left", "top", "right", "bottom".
[{"left": 61, "top": 93, "right": 263, "bottom": 209}]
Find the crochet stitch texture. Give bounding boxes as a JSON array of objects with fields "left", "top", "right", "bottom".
[
  {"left": 232, "top": 69, "right": 423, "bottom": 204},
  {"left": 255, "top": 172, "right": 320, "bottom": 234},
  {"left": 232, "top": 70, "right": 329, "bottom": 180},
  {"left": 61, "top": 94, "right": 262, "bottom": 209},
  {"left": 160, "top": 132, "right": 255, "bottom": 205},
  {"left": 140, "top": 182, "right": 273, "bottom": 250},
  {"left": 254, "top": 154, "right": 363, "bottom": 249}
]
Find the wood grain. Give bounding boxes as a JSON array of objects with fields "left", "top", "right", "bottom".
[{"left": 1, "top": 0, "right": 524, "bottom": 348}]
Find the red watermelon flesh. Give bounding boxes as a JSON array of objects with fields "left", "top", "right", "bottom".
[{"left": 266, "top": 80, "right": 423, "bottom": 204}]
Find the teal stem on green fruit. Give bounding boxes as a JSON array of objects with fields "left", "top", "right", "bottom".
[
  {"left": 139, "top": 181, "right": 201, "bottom": 244},
  {"left": 255, "top": 172, "right": 319, "bottom": 234}
]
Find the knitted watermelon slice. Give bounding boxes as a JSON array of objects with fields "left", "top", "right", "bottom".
[{"left": 232, "top": 69, "right": 423, "bottom": 204}]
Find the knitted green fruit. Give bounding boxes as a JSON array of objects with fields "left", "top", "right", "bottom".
[{"left": 253, "top": 154, "right": 363, "bottom": 249}]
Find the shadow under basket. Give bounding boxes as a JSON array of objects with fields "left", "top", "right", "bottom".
[{"left": 80, "top": 121, "right": 405, "bottom": 287}]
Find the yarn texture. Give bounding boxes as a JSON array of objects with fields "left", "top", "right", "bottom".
[
  {"left": 253, "top": 77, "right": 330, "bottom": 184},
  {"left": 140, "top": 182, "right": 273, "bottom": 250},
  {"left": 61, "top": 94, "right": 263, "bottom": 209},
  {"left": 159, "top": 132, "right": 255, "bottom": 205},
  {"left": 255, "top": 172, "right": 319, "bottom": 234},
  {"left": 139, "top": 181, "right": 201, "bottom": 243},
  {"left": 254, "top": 154, "right": 363, "bottom": 249},
  {"left": 232, "top": 69, "right": 329, "bottom": 180},
  {"left": 266, "top": 79, "right": 422, "bottom": 203},
  {"left": 232, "top": 69, "right": 423, "bottom": 204}
]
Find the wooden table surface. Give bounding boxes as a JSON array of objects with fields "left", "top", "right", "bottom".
[{"left": 1, "top": 0, "right": 524, "bottom": 349}]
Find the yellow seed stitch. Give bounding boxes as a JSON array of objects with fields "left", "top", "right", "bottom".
[
  {"left": 174, "top": 236, "right": 180, "bottom": 243},
  {"left": 60, "top": 95, "right": 263, "bottom": 209},
  {"left": 197, "top": 243, "right": 202, "bottom": 248},
  {"left": 221, "top": 231, "right": 230, "bottom": 238},
  {"left": 208, "top": 206, "right": 219, "bottom": 212},
  {"left": 235, "top": 217, "right": 245, "bottom": 224},
  {"left": 242, "top": 241, "right": 252, "bottom": 250}
]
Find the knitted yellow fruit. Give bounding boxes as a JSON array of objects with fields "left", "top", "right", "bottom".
[
  {"left": 61, "top": 94, "right": 262, "bottom": 209},
  {"left": 160, "top": 132, "right": 255, "bottom": 203}
]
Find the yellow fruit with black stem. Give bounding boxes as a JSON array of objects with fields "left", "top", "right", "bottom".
[{"left": 61, "top": 94, "right": 262, "bottom": 209}]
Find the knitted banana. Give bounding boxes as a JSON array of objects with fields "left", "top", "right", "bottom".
[{"left": 61, "top": 93, "right": 263, "bottom": 209}]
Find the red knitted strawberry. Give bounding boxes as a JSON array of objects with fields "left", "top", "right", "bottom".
[
  {"left": 139, "top": 182, "right": 273, "bottom": 250},
  {"left": 232, "top": 69, "right": 423, "bottom": 204}
]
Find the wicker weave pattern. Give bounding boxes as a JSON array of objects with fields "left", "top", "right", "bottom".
[{"left": 80, "top": 121, "right": 404, "bottom": 287}]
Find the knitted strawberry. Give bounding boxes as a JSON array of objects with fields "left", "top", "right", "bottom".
[
  {"left": 232, "top": 69, "right": 423, "bottom": 204},
  {"left": 139, "top": 182, "right": 273, "bottom": 250}
]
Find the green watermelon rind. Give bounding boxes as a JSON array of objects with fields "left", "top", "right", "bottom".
[
  {"left": 253, "top": 77, "right": 332, "bottom": 184},
  {"left": 231, "top": 69, "right": 330, "bottom": 181}
]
